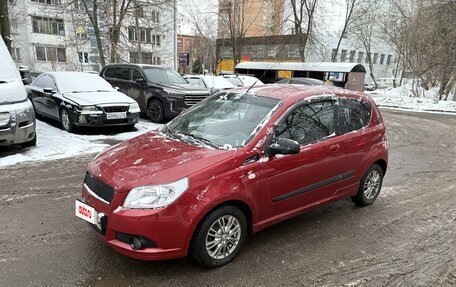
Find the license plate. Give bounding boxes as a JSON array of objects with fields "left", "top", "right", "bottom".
[
  {"left": 106, "top": 112, "right": 127, "bottom": 119},
  {"left": 75, "top": 200, "right": 97, "bottom": 224}
]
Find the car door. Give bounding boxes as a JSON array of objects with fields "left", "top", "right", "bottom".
[
  {"left": 103, "top": 66, "right": 129, "bottom": 95},
  {"left": 28, "top": 75, "right": 47, "bottom": 115},
  {"left": 335, "top": 97, "right": 374, "bottom": 185},
  {"left": 45, "top": 75, "right": 60, "bottom": 119},
  {"left": 126, "top": 68, "right": 146, "bottom": 107},
  {"left": 258, "top": 99, "right": 350, "bottom": 219}
]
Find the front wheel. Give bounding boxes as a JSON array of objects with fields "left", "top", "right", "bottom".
[
  {"left": 352, "top": 164, "right": 384, "bottom": 206},
  {"left": 60, "top": 108, "right": 75, "bottom": 132},
  {"left": 190, "top": 205, "right": 247, "bottom": 268},
  {"left": 147, "top": 99, "right": 165, "bottom": 123}
]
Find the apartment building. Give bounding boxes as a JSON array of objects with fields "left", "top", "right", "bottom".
[
  {"left": 217, "top": 0, "right": 285, "bottom": 38},
  {"left": 7, "top": 0, "right": 175, "bottom": 72}
]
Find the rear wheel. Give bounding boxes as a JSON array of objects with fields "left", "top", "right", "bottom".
[
  {"left": 352, "top": 164, "right": 384, "bottom": 206},
  {"left": 60, "top": 108, "right": 75, "bottom": 132},
  {"left": 147, "top": 99, "right": 165, "bottom": 123},
  {"left": 190, "top": 205, "right": 247, "bottom": 268}
]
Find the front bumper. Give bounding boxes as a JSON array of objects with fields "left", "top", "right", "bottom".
[
  {"left": 0, "top": 100, "right": 36, "bottom": 146},
  {"left": 80, "top": 184, "right": 190, "bottom": 261},
  {"left": 71, "top": 111, "right": 139, "bottom": 127}
]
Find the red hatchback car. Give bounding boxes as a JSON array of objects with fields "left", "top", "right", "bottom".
[{"left": 76, "top": 85, "right": 388, "bottom": 268}]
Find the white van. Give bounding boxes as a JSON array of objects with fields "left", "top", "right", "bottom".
[{"left": 0, "top": 37, "right": 36, "bottom": 147}]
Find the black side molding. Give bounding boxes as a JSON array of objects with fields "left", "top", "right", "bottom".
[{"left": 273, "top": 171, "right": 354, "bottom": 202}]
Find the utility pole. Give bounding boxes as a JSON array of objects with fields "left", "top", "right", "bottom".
[
  {"left": 135, "top": 0, "right": 142, "bottom": 63},
  {"left": 0, "top": 0, "right": 12, "bottom": 53},
  {"left": 173, "top": 0, "right": 177, "bottom": 70}
]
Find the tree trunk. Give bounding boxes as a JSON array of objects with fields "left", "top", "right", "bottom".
[{"left": 0, "top": 0, "right": 12, "bottom": 53}]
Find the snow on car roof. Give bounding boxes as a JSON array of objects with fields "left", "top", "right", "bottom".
[{"left": 235, "top": 62, "right": 366, "bottom": 73}]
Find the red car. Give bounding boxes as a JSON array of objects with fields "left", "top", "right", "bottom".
[{"left": 76, "top": 85, "right": 388, "bottom": 268}]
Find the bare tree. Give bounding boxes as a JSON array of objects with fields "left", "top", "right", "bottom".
[
  {"left": 81, "top": 0, "right": 107, "bottom": 66},
  {"left": 288, "top": 0, "right": 318, "bottom": 61},
  {"left": 332, "top": 0, "right": 360, "bottom": 62},
  {"left": 352, "top": 0, "right": 381, "bottom": 87},
  {"left": 0, "top": 0, "right": 12, "bottom": 52}
]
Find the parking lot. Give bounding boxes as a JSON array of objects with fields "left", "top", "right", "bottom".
[{"left": 0, "top": 109, "right": 455, "bottom": 287}]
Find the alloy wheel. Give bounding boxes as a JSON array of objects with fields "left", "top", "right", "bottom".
[
  {"left": 205, "top": 215, "right": 242, "bottom": 260},
  {"left": 363, "top": 170, "right": 381, "bottom": 200}
]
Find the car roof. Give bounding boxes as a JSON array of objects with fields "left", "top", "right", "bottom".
[
  {"left": 103, "top": 63, "right": 169, "bottom": 70},
  {"left": 232, "top": 84, "right": 366, "bottom": 102}
]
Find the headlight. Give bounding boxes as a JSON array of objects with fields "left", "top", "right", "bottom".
[
  {"left": 163, "top": 88, "right": 185, "bottom": 96},
  {"left": 129, "top": 103, "right": 140, "bottom": 113},
  {"left": 0, "top": 112, "right": 11, "bottom": 126},
  {"left": 82, "top": 105, "right": 98, "bottom": 112},
  {"left": 123, "top": 177, "right": 189, "bottom": 209}
]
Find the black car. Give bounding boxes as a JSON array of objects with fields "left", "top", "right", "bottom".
[
  {"left": 27, "top": 72, "right": 140, "bottom": 132},
  {"left": 100, "top": 64, "right": 210, "bottom": 123}
]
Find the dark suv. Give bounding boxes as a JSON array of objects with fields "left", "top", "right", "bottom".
[{"left": 100, "top": 64, "right": 210, "bottom": 123}]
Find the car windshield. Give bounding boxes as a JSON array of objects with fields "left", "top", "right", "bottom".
[
  {"left": 202, "top": 76, "right": 235, "bottom": 89},
  {"left": 56, "top": 73, "right": 115, "bottom": 93},
  {"left": 167, "top": 92, "right": 281, "bottom": 149},
  {"left": 143, "top": 67, "right": 187, "bottom": 84}
]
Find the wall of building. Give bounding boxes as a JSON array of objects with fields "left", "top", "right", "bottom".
[{"left": 8, "top": 0, "right": 175, "bottom": 72}]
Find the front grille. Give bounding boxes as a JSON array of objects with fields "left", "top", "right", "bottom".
[
  {"left": 184, "top": 94, "right": 209, "bottom": 106},
  {"left": 103, "top": 106, "right": 129, "bottom": 113},
  {"left": 84, "top": 172, "right": 115, "bottom": 204}
]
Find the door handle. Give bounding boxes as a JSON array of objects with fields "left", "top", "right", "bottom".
[{"left": 329, "top": 144, "right": 340, "bottom": 152}]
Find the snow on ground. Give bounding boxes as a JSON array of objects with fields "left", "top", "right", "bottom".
[
  {"left": 0, "top": 119, "right": 162, "bottom": 168},
  {"left": 367, "top": 84, "right": 456, "bottom": 113}
]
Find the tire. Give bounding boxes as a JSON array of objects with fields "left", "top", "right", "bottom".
[
  {"left": 351, "top": 164, "right": 384, "bottom": 206},
  {"left": 190, "top": 205, "right": 247, "bottom": 268},
  {"left": 21, "top": 134, "right": 37, "bottom": 148},
  {"left": 125, "top": 124, "right": 136, "bottom": 130},
  {"left": 147, "top": 99, "right": 165, "bottom": 123},
  {"left": 60, "top": 108, "right": 75, "bottom": 132}
]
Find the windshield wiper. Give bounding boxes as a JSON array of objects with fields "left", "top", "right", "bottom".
[{"left": 178, "top": 132, "right": 220, "bottom": 149}]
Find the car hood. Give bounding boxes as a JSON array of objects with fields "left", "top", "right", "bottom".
[
  {"left": 88, "top": 131, "right": 235, "bottom": 192},
  {"left": 154, "top": 82, "right": 209, "bottom": 94},
  {"left": 0, "top": 78, "right": 27, "bottom": 105},
  {"left": 63, "top": 91, "right": 136, "bottom": 106}
]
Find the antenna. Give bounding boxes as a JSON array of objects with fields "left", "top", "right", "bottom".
[{"left": 244, "top": 59, "right": 283, "bottom": 94}]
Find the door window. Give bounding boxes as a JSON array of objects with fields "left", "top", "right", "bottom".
[
  {"left": 131, "top": 69, "right": 144, "bottom": 81},
  {"left": 276, "top": 101, "right": 335, "bottom": 146},
  {"left": 34, "top": 75, "right": 57, "bottom": 90},
  {"left": 337, "top": 98, "right": 371, "bottom": 134}
]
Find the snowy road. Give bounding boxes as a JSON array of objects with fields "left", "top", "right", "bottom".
[{"left": 0, "top": 110, "right": 455, "bottom": 286}]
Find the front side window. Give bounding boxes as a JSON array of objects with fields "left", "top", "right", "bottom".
[
  {"left": 34, "top": 75, "right": 56, "bottom": 90},
  {"left": 142, "top": 67, "right": 186, "bottom": 84},
  {"left": 337, "top": 98, "right": 372, "bottom": 134},
  {"left": 168, "top": 93, "right": 281, "bottom": 149},
  {"left": 276, "top": 101, "right": 335, "bottom": 146}
]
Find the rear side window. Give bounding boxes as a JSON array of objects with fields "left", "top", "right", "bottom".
[
  {"left": 104, "top": 67, "right": 129, "bottom": 80},
  {"left": 276, "top": 101, "right": 335, "bottom": 146},
  {"left": 337, "top": 98, "right": 371, "bottom": 134}
]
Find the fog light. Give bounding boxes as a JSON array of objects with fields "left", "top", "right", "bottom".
[
  {"left": 130, "top": 237, "right": 143, "bottom": 250},
  {"left": 79, "top": 115, "right": 87, "bottom": 124}
]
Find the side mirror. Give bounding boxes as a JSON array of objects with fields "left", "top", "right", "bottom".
[
  {"left": 267, "top": 138, "right": 300, "bottom": 156},
  {"left": 135, "top": 78, "right": 145, "bottom": 84},
  {"left": 43, "top": 87, "right": 56, "bottom": 95}
]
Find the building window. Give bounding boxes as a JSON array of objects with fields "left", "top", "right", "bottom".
[
  {"left": 341, "top": 50, "right": 347, "bottom": 62},
  {"left": 32, "top": 16, "right": 65, "bottom": 36},
  {"left": 349, "top": 50, "right": 356, "bottom": 62},
  {"left": 152, "top": 35, "right": 160, "bottom": 46},
  {"left": 357, "top": 51, "right": 364, "bottom": 63},
  {"left": 373, "top": 53, "right": 379, "bottom": 64},
  {"left": 78, "top": 52, "right": 89, "bottom": 63},
  {"left": 136, "top": 5, "right": 144, "bottom": 17},
  {"left": 35, "top": 46, "right": 66, "bottom": 62},
  {"left": 130, "top": 52, "right": 161, "bottom": 65},
  {"left": 73, "top": 0, "right": 85, "bottom": 10},
  {"left": 31, "top": 0, "right": 61, "bottom": 5},
  {"left": 386, "top": 54, "right": 392, "bottom": 65},
  {"left": 11, "top": 48, "right": 21, "bottom": 62},
  {"left": 380, "top": 54, "right": 385, "bottom": 64},
  {"left": 152, "top": 56, "right": 161, "bottom": 65},
  {"left": 151, "top": 11, "right": 160, "bottom": 24}
]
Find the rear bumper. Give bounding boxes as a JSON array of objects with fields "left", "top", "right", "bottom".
[{"left": 0, "top": 100, "right": 36, "bottom": 146}]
